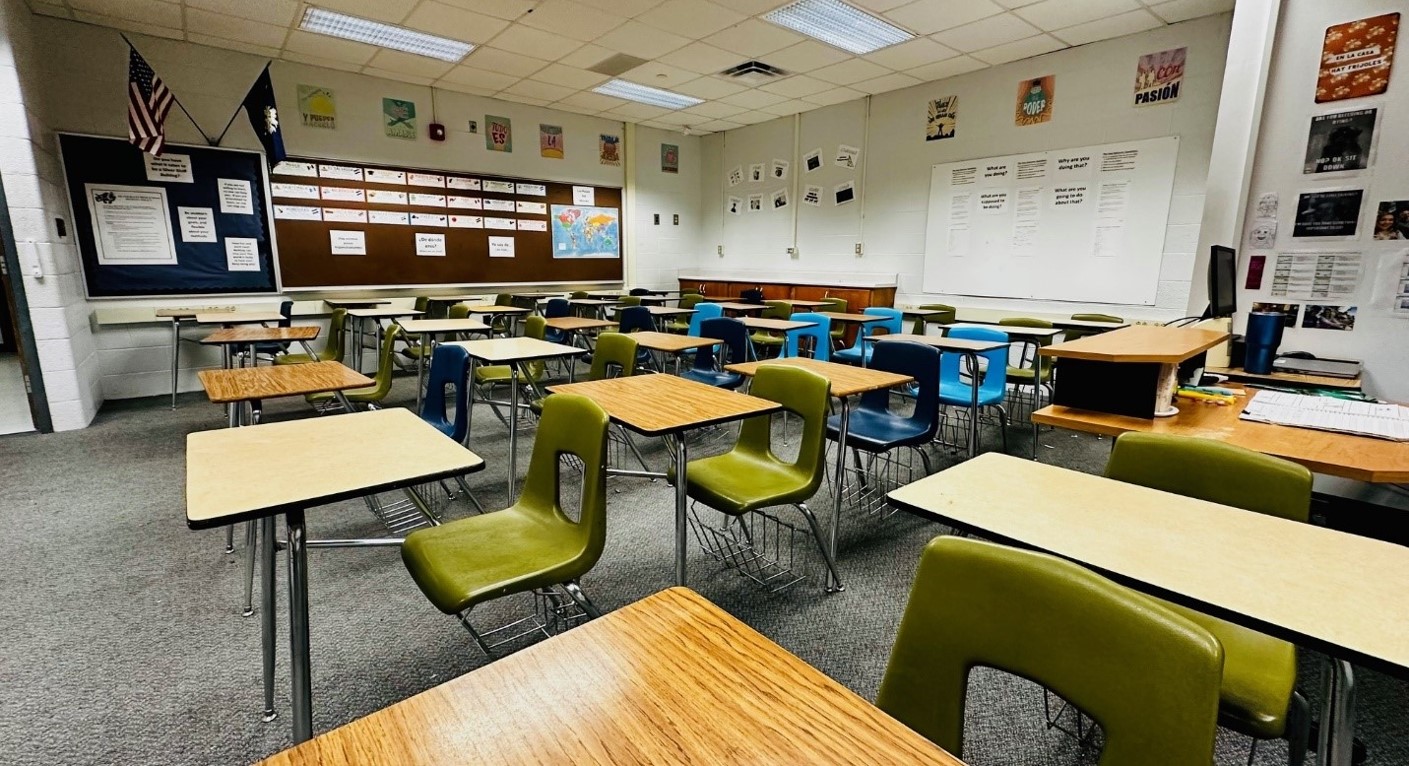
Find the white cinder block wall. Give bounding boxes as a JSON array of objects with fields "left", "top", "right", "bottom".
[
  {"left": 0, "top": 0, "right": 101, "bottom": 430},
  {"left": 28, "top": 17, "right": 701, "bottom": 402},
  {"left": 697, "top": 13, "right": 1232, "bottom": 320}
]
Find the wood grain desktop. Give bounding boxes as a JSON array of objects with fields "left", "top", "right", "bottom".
[{"left": 197, "top": 361, "right": 371, "bottom": 404}]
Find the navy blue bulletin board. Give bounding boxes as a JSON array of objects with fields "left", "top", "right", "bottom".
[{"left": 58, "top": 133, "right": 279, "bottom": 297}]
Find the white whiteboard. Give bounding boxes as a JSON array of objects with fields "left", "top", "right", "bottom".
[{"left": 921, "top": 136, "right": 1179, "bottom": 305}]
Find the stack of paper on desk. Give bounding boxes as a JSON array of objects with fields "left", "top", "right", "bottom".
[{"left": 1241, "top": 390, "right": 1409, "bottom": 441}]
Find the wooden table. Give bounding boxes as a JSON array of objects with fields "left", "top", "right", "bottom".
[
  {"left": 156, "top": 306, "right": 236, "bottom": 408},
  {"left": 870, "top": 333, "right": 1010, "bottom": 459},
  {"left": 450, "top": 337, "right": 587, "bottom": 499},
  {"left": 400, "top": 318, "right": 493, "bottom": 409},
  {"left": 322, "top": 298, "right": 389, "bottom": 309},
  {"left": 1207, "top": 365, "right": 1362, "bottom": 390},
  {"left": 201, "top": 326, "right": 321, "bottom": 372},
  {"left": 888, "top": 453, "right": 1409, "bottom": 766},
  {"left": 346, "top": 308, "right": 424, "bottom": 371},
  {"left": 642, "top": 305, "right": 696, "bottom": 318},
  {"left": 627, "top": 331, "right": 721, "bottom": 374},
  {"left": 818, "top": 310, "right": 887, "bottom": 324},
  {"left": 198, "top": 360, "right": 369, "bottom": 414},
  {"left": 548, "top": 374, "right": 779, "bottom": 586},
  {"left": 739, "top": 316, "right": 815, "bottom": 332},
  {"left": 780, "top": 298, "right": 830, "bottom": 308},
  {"left": 258, "top": 587, "right": 963, "bottom": 766},
  {"left": 187, "top": 409, "right": 485, "bottom": 745},
  {"left": 953, "top": 316, "right": 1129, "bottom": 333},
  {"left": 568, "top": 298, "right": 622, "bottom": 320},
  {"left": 544, "top": 316, "right": 615, "bottom": 333},
  {"left": 1041, "top": 324, "right": 1227, "bottom": 418},
  {"left": 724, "top": 357, "right": 912, "bottom": 590},
  {"left": 196, "top": 311, "right": 284, "bottom": 325},
  {"left": 1033, "top": 385, "right": 1409, "bottom": 484},
  {"left": 714, "top": 301, "right": 766, "bottom": 314}
]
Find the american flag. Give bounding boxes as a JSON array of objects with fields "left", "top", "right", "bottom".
[{"left": 127, "top": 47, "right": 173, "bottom": 156}]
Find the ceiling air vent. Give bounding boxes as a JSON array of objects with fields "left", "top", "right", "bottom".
[
  {"left": 588, "top": 54, "right": 650, "bottom": 77},
  {"left": 720, "top": 60, "right": 788, "bottom": 87}
]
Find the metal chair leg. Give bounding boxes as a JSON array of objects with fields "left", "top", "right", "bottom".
[
  {"left": 455, "top": 610, "right": 494, "bottom": 655},
  {"left": 562, "top": 581, "right": 603, "bottom": 619},
  {"left": 795, "top": 503, "right": 844, "bottom": 592},
  {"left": 996, "top": 405, "right": 1010, "bottom": 453},
  {"left": 241, "top": 521, "right": 257, "bottom": 616},
  {"left": 454, "top": 475, "right": 487, "bottom": 513},
  {"left": 1287, "top": 690, "right": 1311, "bottom": 766},
  {"left": 225, "top": 524, "right": 236, "bottom": 554},
  {"left": 619, "top": 427, "right": 653, "bottom": 474}
]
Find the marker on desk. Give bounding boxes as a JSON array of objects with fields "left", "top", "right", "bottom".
[{"left": 1176, "top": 388, "right": 1234, "bottom": 405}]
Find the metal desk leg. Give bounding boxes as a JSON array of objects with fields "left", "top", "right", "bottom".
[
  {"left": 170, "top": 317, "right": 181, "bottom": 409},
  {"left": 674, "top": 434, "right": 689, "bottom": 586},
  {"left": 827, "top": 400, "right": 850, "bottom": 592},
  {"left": 465, "top": 358, "right": 476, "bottom": 445},
  {"left": 416, "top": 332, "right": 430, "bottom": 411},
  {"left": 968, "top": 352, "right": 980, "bottom": 459},
  {"left": 508, "top": 365, "right": 519, "bottom": 501},
  {"left": 1319, "top": 658, "right": 1356, "bottom": 766},
  {"left": 260, "top": 514, "right": 277, "bottom": 722},
  {"left": 285, "top": 509, "right": 313, "bottom": 744},
  {"left": 1031, "top": 346, "right": 1042, "bottom": 460}
]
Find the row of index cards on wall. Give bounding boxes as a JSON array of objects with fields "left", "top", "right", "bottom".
[{"left": 271, "top": 161, "right": 546, "bottom": 196}]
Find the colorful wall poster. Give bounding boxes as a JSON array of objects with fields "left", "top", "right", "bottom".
[
  {"left": 926, "top": 95, "right": 957, "bottom": 141},
  {"left": 1304, "top": 108, "right": 1376, "bottom": 173},
  {"left": 661, "top": 143, "right": 679, "bottom": 174},
  {"left": 297, "top": 85, "right": 336, "bottom": 129},
  {"left": 1015, "top": 75, "right": 1055, "bottom": 126},
  {"left": 599, "top": 134, "right": 621, "bottom": 166},
  {"left": 550, "top": 205, "right": 620, "bottom": 258},
  {"left": 1316, "top": 13, "right": 1399, "bottom": 103},
  {"left": 1292, "top": 190, "right": 1363, "bottom": 237},
  {"left": 1134, "top": 47, "right": 1185, "bottom": 106},
  {"left": 539, "top": 124, "right": 563, "bottom": 159},
  {"left": 382, "top": 98, "right": 416, "bottom": 139},
  {"left": 486, "top": 116, "right": 512, "bottom": 152},
  {"left": 1374, "top": 200, "right": 1409, "bottom": 240},
  {"left": 1302, "top": 304, "right": 1357, "bottom": 330}
]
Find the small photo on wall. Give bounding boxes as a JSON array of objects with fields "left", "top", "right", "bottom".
[
  {"left": 771, "top": 188, "right": 788, "bottom": 209},
  {"left": 1293, "top": 190, "right": 1363, "bottom": 237},
  {"left": 1373, "top": 200, "right": 1409, "bottom": 240},
  {"left": 1303, "top": 108, "right": 1376, "bottom": 173},
  {"left": 727, "top": 196, "right": 742, "bottom": 215},
  {"left": 1250, "top": 302, "right": 1301, "bottom": 327},
  {"left": 1301, "top": 304, "right": 1357, "bottom": 331},
  {"left": 926, "top": 95, "right": 957, "bottom": 141},
  {"left": 747, "top": 193, "right": 762, "bottom": 212},
  {"left": 803, "top": 148, "right": 822, "bottom": 173},
  {"left": 834, "top": 181, "right": 855, "bottom": 205}
]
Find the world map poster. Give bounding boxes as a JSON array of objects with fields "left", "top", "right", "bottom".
[{"left": 551, "top": 205, "right": 620, "bottom": 259}]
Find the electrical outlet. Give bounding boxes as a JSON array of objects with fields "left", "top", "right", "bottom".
[
  {"left": 787, "top": 247, "right": 798, "bottom": 258},
  {"left": 673, "top": 213, "right": 679, "bottom": 225},
  {"left": 717, "top": 245, "right": 724, "bottom": 257},
  {"left": 653, "top": 213, "right": 660, "bottom": 225},
  {"left": 854, "top": 243, "right": 863, "bottom": 257}
]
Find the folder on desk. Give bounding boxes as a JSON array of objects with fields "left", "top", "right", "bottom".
[{"left": 1241, "top": 390, "right": 1409, "bottom": 442}]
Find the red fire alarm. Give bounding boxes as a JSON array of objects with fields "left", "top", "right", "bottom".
[{"left": 429, "top": 122, "right": 446, "bottom": 141}]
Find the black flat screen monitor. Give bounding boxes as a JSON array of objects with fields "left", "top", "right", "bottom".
[{"left": 1208, "top": 245, "right": 1237, "bottom": 318}]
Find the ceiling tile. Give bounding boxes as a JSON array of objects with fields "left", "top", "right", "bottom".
[
  {"left": 1146, "top": 0, "right": 1233, "bottom": 24},
  {"left": 883, "top": 0, "right": 1003, "bottom": 35},
  {"left": 484, "top": 24, "right": 585, "bottom": 60},
  {"left": 1052, "top": 8, "right": 1162, "bottom": 46},
  {"left": 904, "top": 54, "right": 988, "bottom": 81},
  {"left": 594, "top": 20, "right": 691, "bottom": 59},
  {"left": 551, "top": 101, "right": 605, "bottom": 116},
  {"left": 809, "top": 57, "right": 891, "bottom": 85},
  {"left": 850, "top": 71, "right": 921, "bottom": 94},
  {"left": 728, "top": 110, "right": 779, "bottom": 125},
  {"left": 519, "top": 0, "right": 629, "bottom": 42},
  {"left": 556, "top": 90, "right": 632, "bottom": 111},
  {"left": 401, "top": 2, "right": 509, "bottom": 44},
  {"left": 314, "top": 0, "right": 418, "bottom": 24},
  {"left": 709, "top": 0, "right": 789, "bottom": 14},
  {"left": 698, "top": 118, "right": 745, "bottom": 131},
  {"left": 657, "top": 41, "right": 743, "bottom": 74},
  {"left": 186, "top": 7, "right": 289, "bottom": 48},
  {"left": 620, "top": 61, "right": 702, "bottom": 88},
  {"left": 366, "top": 49, "right": 457, "bottom": 78},
  {"left": 499, "top": 78, "right": 579, "bottom": 101},
  {"left": 638, "top": 0, "right": 747, "bottom": 39},
  {"left": 283, "top": 30, "right": 379, "bottom": 65},
  {"left": 637, "top": 120, "right": 675, "bottom": 130},
  {"left": 438, "top": 64, "right": 520, "bottom": 91},
  {"left": 718, "top": 87, "right": 789, "bottom": 108},
  {"left": 802, "top": 86, "right": 864, "bottom": 105},
  {"left": 186, "top": 0, "right": 297, "bottom": 26},
  {"left": 29, "top": 3, "right": 71, "bottom": 19},
  {"left": 361, "top": 67, "right": 435, "bottom": 86},
  {"left": 440, "top": 82, "right": 498, "bottom": 96},
  {"left": 862, "top": 37, "right": 957, "bottom": 69},
  {"left": 702, "top": 19, "right": 806, "bottom": 58},
  {"left": 187, "top": 33, "right": 281, "bottom": 58},
  {"left": 650, "top": 111, "right": 697, "bottom": 125},
  {"left": 462, "top": 46, "right": 551, "bottom": 78},
  {"left": 558, "top": 43, "right": 616, "bottom": 69},
  {"left": 682, "top": 100, "right": 749, "bottom": 119},
  {"left": 758, "top": 73, "right": 833, "bottom": 98},
  {"left": 932, "top": 13, "right": 1039, "bottom": 52},
  {"left": 604, "top": 102, "right": 672, "bottom": 120},
  {"left": 969, "top": 32, "right": 1066, "bottom": 65},
  {"left": 672, "top": 75, "right": 750, "bottom": 99},
  {"left": 1013, "top": 0, "right": 1140, "bottom": 30},
  {"left": 763, "top": 40, "right": 852, "bottom": 72},
  {"left": 992, "top": 0, "right": 1043, "bottom": 6},
  {"left": 67, "top": 0, "right": 180, "bottom": 28},
  {"left": 281, "top": 51, "right": 368, "bottom": 73},
  {"left": 852, "top": 0, "right": 911, "bottom": 11},
  {"left": 758, "top": 98, "right": 811, "bottom": 116},
  {"left": 495, "top": 92, "right": 553, "bottom": 106},
  {"left": 574, "top": 0, "right": 666, "bottom": 16},
  {"left": 438, "top": 0, "right": 537, "bottom": 21},
  {"left": 529, "top": 63, "right": 610, "bottom": 89},
  {"left": 69, "top": 12, "right": 180, "bottom": 39}
]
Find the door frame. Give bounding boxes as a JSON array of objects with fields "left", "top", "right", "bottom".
[{"left": 0, "top": 174, "right": 52, "bottom": 433}]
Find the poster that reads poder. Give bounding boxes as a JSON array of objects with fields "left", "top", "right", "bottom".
[{"left": 1134, "top": 47, "right": 1185, "bottom": 107}]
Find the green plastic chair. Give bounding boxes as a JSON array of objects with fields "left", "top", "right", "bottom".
[
  {"left": 447, "top": 304, "right": 471, "bottom": 320},
  {"left": 476, "top": 315, "right": 547, "bottom": 387},
  {"left": 1064, "top": 313, "right": 1125, "bottom": 341},
  {"left": 275, "top": 308, "right": 345, "bottom": 365},
  {"left": 307, "top": 324, "right": 400, "bottom": 409},
  {"left": 1105, "top": 432, "right": 1311, "bottom": 764},
  {"left": 399, "top": 297, "right": 433, "bottom": 361},
  {"left": 821, "top": 296, "right": 848, "bottom": 349},
  {"left": 590, "top": 332, "right": 638, "bottom": 380},
  {"left": 910, "top": 303, "right": 956, "bottom": 335},
  {"left": 749, "top": 300, "right": 791, "bottom": 355},
  {"left": 680, "top": 365, "right": 842, "bottom": 589},
  {"left": 401, "top": 393, "right": 611, "bottom": 653},
  {"left": 877, "top": 536, "right": 1224, "bottom": 765},
  {"left": 666, "top": 293, "right": 703, "bottom": 333}
]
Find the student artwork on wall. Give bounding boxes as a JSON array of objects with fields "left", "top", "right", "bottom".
[
  {"left": 834, "top": 181, "right": 855, "bottom": 205},
  {"left": 749, "top": 163, "right": 764, "bottom": 182},
  {"left": 539, "top": 124, "right": 563, "bottom": 159},
  {"left": 1316, "top": 13, "right": 1399, "bottom": 103},
  {"left": 1015, "top": 75, "right": 1055, "bottom": 126},
  {"left": 1134, "top": 48, "right": 1185, "bottom": 107},
  {"left": 486, "top": 116, "right": 512, "bottom": 152},
  {"left": 297, "top": 85, "right": 336, "bottom": 129},
  {"left": 1303, "top": 108, "right": 1376, "bottom": 173},
  {"left": 661, "top": 143, "right": 679, "bottom": 174},
  {"left": 728, "top": 165, "right": 743, "bottom": 186},
  {"left": 771, "top": 159, "right": 788, "bottom": 180},
  {"left": 727, "top": 195, "right": 742, "bottom": 215},
  {"left": 599, "top": 134, "right": 621, "bottom": 166},
  {"left": 1373, "top": 200, "right": 1409, "bottom": 240},
  {"left": 550, "top": 205, "right": 620, "bottom": 258},
  {"left": 771, "top": 188, "right": 788, "bottom": 209},
  {"left": 834, "top": 145, "right": 860, "bottom": 169},
  {"left": 802, "top": 185, "right": 822, "bottom": 206},
  {"left": 1292, "top": 190, "right": 1363, "bottom": 237},
  {"left": 926, "top": 96, "right": 957, "bottom": 141},
  {"left": 803, "top": 148, "right": 822, "bottom": 173},
  {"left": 747, "top": 193, "right": 762, "bottom": 212},
  {"left": 382, "top": 98, "right": 416, "bottom": 140}
]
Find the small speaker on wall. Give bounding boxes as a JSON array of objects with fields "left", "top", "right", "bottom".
[{"left": 429, "top": 123, "right": 446, "bottom": 141}]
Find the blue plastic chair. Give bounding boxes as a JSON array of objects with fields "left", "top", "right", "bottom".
[
  {"left": 827, "top": 341, "right": 940, "bottom": 457},
  {"left": 784, "top": 312, "right": 831, "bottom": 361},
  {"left": 687, "top": 302, "right": 723, "bottom": 336},
  {"left": 543, "top": 298, "right": 571, "bottom": 344},
  {"left": 252, "top": 299, "right": 294, "bottom": 362},
  {"left": 832, "top": 307, "right": 903, "bottom": 366},
  {"left": 617, "top": 306, "right": 657, "bottom": 368},
  {"left": 419, "top": 344, "right": 485, "bottom": 512},
  {"left": 681, "top": 317, "right": 749, "bottom": 389},
  {"left": 939, "top": 326, "right": 1010, "bottom": 452}
]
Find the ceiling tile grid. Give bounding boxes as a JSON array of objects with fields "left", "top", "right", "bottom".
[{"left": 27, "top": 0, "right": 1233, "bottom": 134}]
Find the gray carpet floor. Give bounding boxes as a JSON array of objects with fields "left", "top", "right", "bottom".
[{"left": 0, "top": 371, "right": 1406, "bottom": 766}]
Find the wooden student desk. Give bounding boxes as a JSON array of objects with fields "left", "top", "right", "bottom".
[
  {"left": 549, "top": 374, "right": 779, "bottom": 587},
  {"left": 258, "top": 587, "right": 962, "bottom": 766},
  {"left": 155, "top": 306, "right": 238, "bottom": 409},
  {"left": 1040, "top": 325, "right": 1228, "bottom": 419},
  {"left": 399, "top": 318, "right": 492, "bottom": 409},
  {"left": 888, "top": 453, "right": 1409, "bottom": 766}
]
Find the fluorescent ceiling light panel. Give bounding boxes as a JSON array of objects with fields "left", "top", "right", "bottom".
[
  {"left": 592, "top": 79, "right": 704, "bottom": 109},
  {"left": 300, "top": 7, "right": 474, "bottom": 62},
  {"left": 764, "top": 0, "right": 913, "bottom": 55}
]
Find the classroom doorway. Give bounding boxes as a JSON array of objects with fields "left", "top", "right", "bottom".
[
  {"left": 0, "top": 177, "right": 47, "bottom": 435},
  {"left": 0, "top": 268, "right": 36, "bottom": 435}
]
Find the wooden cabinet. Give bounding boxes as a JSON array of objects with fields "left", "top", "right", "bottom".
[{"left": 678, "top": 277, "right": 895, "bottom": 312}]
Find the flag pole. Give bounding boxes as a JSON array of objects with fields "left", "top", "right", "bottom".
[
  {"left": 213, "top": 61, "right": 273, "bottom": 147},
  {"left": 120, "top": 33, "right": 215, "bottom": 144}
]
